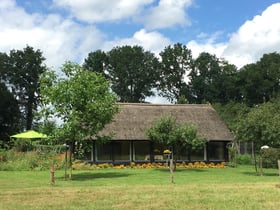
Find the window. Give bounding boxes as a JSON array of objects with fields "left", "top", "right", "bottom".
[
  {"left": 113, "top": 141, "right": 130, "bottom": 161},
  {"left": 134, "top": 141, "right": 150, "bottom": 161},
  {"left": 96, "top": 142, "right": 112, "bottom": 161},
  {"left": 208, "top": 142, "right": 225, "bottom": 161},
  {"left": 190, "top": 147, "right": 205, "bottom": 161}
]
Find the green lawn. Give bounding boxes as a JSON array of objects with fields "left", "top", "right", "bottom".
[{"left": 0, "top": 166, "right": 279, "bottom": 210}]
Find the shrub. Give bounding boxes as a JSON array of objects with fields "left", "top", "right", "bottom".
[
  {"left": 236, "top": 154, "right": 253, "bottom": 165},
  {"left": 261, "top": 148, "right": 280, "bottom": 168},
  {"left": 0, "top": 149, "right": 65, "bottom": 171}
]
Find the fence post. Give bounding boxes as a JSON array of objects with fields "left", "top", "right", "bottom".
[
  {"left": 50, "top": 163, "right": 55, "bottom": 186},
  {"left": 170, "top": 158, "right": 174, "bottom": 184},
  {"left": 278, "top": 160, "right": 280, "bottom": 176}
]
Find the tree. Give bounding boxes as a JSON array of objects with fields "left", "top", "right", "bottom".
[
  {"left": 83, "top": 50, "right": 108, "bottom": 78},
  {"left": 237, "top": 52, "right": 280, "bottom": 106},
  {"left": 107, "top": 45, "right": 160, "bottom": 102},
  {"left": 236, "top": 98, "right": 280, "bottom": 172},
  {"left": 236, "top": 99, "right": 280, "bottom": 149},
  {"left": 0, "top": 82, "right": 21, "bottom": 146},
  {"left": 2, "top": 46, "right": 47, "bottom": 130},
  {"left": 40, "top": 62, "right": 118, "bottom": 178},
  {"left": 189, "top": 52, "right": 238, "bottom": 104},
  {"left": 146, "top": 115, "right": 206, "bottom": 160},
  {"left": 213, "top": 102, "right": 250, "bottom": 132},
  {"left": 158, "top": 43, "right": 193, "bottom": 103}
]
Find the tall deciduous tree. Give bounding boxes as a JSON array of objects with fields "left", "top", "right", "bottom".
[
  {"left": 40, "top": 62, "right": 118, "bottom": 177},
  {"left": 107, "top": 45, "right": 160, "bottom": 102},
  {"left": 237, "top": 52, "right": 280, "bottom": 106},
  {"left": 158, "top": 43, "right": 193, "bottom": 103},
  {"left": 0, "top": 82, "right": 21, "bottom": 145},
  {"left": 2, "top": 46, "right": 47, "bottom": 130},
  {"left": 189, "top": 52, "right": 220, "bottom": 103},
  {"left": 83, "top": 50, "right": 108, "bottom": 78}
]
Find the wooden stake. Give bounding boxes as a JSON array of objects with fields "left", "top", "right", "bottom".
[
  {"left": 260, "top": 155, "right": 263, "bottom": 176},
  {"left": 278, "top": 160, "right": 280, "bottom": 176},
  {"left": 170, "top": 158, "right": 174, "bottom": 184},
  {"left": 50, "top": 164, "right": 55, "bottom": 186}
]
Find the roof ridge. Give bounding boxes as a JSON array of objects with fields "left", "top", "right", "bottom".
[{"left": 117, "top": 102, "right": 212, "bottom": 107}]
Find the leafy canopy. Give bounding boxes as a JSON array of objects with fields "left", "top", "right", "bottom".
[
  {"left": 146, "top": 115, "right": 206, "bottom": 154},
  {"left": 40, "top": 62, "right": 118, "bottom": 142},
  {"left": 1, "top": 46, "right": 47, "bottom": 130},
  {"left": 236, "top": 98, "right": 280, "bottom": 149}
]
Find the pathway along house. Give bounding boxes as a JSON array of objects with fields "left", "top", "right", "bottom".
[{"left": 90, "top": 103, "right": 233, "bottom": 164}]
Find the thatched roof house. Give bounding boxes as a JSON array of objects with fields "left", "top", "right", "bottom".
[
  {"left": 99, "top": 103, "right": 233, "bottom": 142},
  {"left": 92, "top": 103, "right": 233, "bottom": 163}
]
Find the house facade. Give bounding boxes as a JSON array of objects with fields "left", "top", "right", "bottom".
[{"left": 89, "top": 103, "right": 233, "bottom": 164}]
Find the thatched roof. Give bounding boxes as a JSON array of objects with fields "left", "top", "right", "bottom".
[{"left": 98, "top": 103, "right": 233, "bottom": 141}]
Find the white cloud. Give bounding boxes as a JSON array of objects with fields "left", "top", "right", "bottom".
[
  {"left": 222, "top": 3, "right": 280, "bottom": 67},
  {"left": 102, "top": 29, "right": 171, "bottom": 55},
  {"left": 53, "top": 0, "right": 154, "bottom": 23},
  {"left": 187, "top": 3, "right": 280, "bottom": 68},
  {"left": 0, "top": 0, "right": 105, "bottom": 70},
  {"left": 141, "top": 0, "right": 193, "bottom": 29},
  {"left": 187, "top": 32, "right": 227, "bottom": 58},
  {"left": 53, "top": 0, "right": 193, "bottom": 30}
]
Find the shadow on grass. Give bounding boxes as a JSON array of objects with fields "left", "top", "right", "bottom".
[
  {"left": 58, "top": 172, "right": 131, "bottom": 181},
  {"left": 155, "top": 168, "right": 207, "bottom": 173},
  {"left": 242, "top": 171, "right": 279, "bottom": 177}
]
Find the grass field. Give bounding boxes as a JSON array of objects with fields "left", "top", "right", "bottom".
[{"left": 0, "top": 165, "right": 279, "bottom": 210}]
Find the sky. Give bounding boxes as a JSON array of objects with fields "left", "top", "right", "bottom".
[{"left": 1, "top": 0, "right": 280, "bottom": 102}]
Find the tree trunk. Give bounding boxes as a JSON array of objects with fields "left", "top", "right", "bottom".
[
  {"left": 253, "top": 145, "right": 258, "bottom": 174},
  {"left": 259, "top": 155, "right": 263, "bottom": 176},
  {"left": 68, "top": 141, "right": 74, "bottom": 180},
  {"left": 26, "top": 95, "right": 34, "bottom": 130}
]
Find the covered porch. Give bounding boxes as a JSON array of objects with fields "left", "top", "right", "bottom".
[{"left": 88, "top": 140, "right": 229, "bottom": 164}]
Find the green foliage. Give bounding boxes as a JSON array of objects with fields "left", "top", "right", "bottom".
[
  {"left": 236, "top": 98, "right": 280, "bottom": 149},
  {"left": 1, "top": 46, "right": 47, "bottom": 130},
  {"left": 158, "top": 43, "right": 192, "bottom": 103},
  {"left": 146, "top": 115, "right": 206, "bottom": 156},
  {"left": 12, "top": 139, "right": 33, "bottom": 152},
  {"left": 107, "top": 45, "right": 160, "bottom": 102},
  {"left": 189, "top": 53, "right": 238, "bottom": 104},
  {"left": 0, "top": 82, "right": 21, "bottom": 144},
  {"left": 40, "top": 62, "right": 118, "bottom": 142},
  {"left": 146, "top": 115, "right": 177, "bottom": 144},
  {"left": 237, "top": 52, "right": 280, "bottom": 105},
  {"left": 0, "top": 149, "right": 65, "bottom": 171},
  {"left": 261, "top": 148, "right": 280, "bottom": 168},
  {"left": 213, "top": 102, "right": 250, "bottom": 131},
  {"left": 83, "top": 50, "right": 108, "bottom": 78},
  {"left": 236, "top": 154, "right": 253, "bottom": 165}
]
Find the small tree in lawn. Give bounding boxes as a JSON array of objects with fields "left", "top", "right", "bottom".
[
  {"left": 40, "top": 62, "right": 118, "bottom": 179},
  {"left": 236, "top": 98, "right": 280, "bottom": 174},
  {"left": 146, "top": 115, "right": 206, "bottom": 183}
]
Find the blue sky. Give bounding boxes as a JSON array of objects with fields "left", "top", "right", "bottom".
[{"left": 1, "top": 0, "right": 280, "bottom": 74}]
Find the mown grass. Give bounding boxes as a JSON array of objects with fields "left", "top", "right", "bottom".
[{"left": 0, "top": 165, "right": 279, "bottom": 210}]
